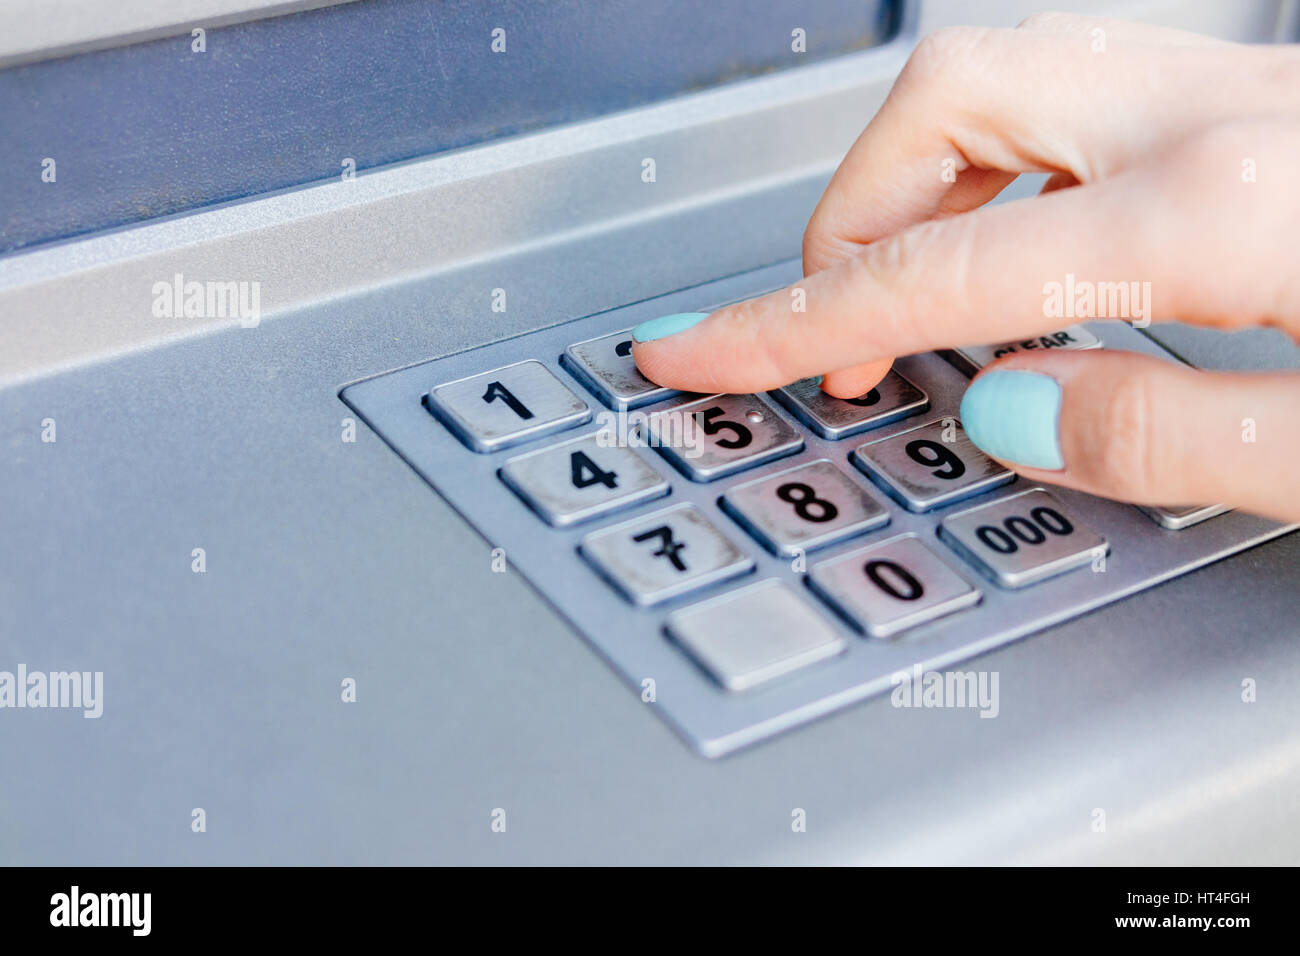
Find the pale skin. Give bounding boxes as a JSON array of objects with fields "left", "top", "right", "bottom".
[{"left": 633, "top": 14, "right": 1300, "bottom": 523}]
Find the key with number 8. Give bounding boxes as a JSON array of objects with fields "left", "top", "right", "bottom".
[{"left": 721, "top": 459, "right": 889, "bottom": 556}]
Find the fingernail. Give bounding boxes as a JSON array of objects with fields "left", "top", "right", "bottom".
[
  {"left": 631, "top": 312, "right": 709, "bottom": 343},
  {"left": 960, "top": 370, "right": 1065, "bottom": 470}
]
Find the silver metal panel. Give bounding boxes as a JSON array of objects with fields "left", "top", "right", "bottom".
[
  {"left": 5, "top": 0, "right": 1297, "bottom": 868},
  {"left": 340, "top": 274, "right": 1297, "bottom": 757}
]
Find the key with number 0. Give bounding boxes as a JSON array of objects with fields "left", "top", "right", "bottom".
[{"left": 809, "top": 533, "right": 981, "bottom": 638}]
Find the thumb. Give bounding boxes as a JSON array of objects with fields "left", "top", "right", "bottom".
[{"left": 958, "top": 350, "right": 1300, "bottom": 523}]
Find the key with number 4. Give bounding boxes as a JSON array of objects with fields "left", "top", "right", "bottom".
[{"left": 499, "top": 432, "right": 669, "bottom": 526}]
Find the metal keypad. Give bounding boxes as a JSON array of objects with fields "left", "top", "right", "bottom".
[
  {"left": 810, "top": 533, "right": 981, "bottom": 638},
  {"left": 647, "top": 393, "right": 803, "bottom": 481},
  {"left": 944, "top": 324, "right": 1102, "bottom": 375},
  {"left": 427, "top": 360, "right": 590, "bottom": 452},
  {"left": 773, "top": 369, "right": 929, "bottom": 440},
  {"left": 561, "top": 329, "right": 681, "bottom": 408},
  {"left": 721, "top": 459, "right": 888, "bottom": 556},
  {"left": 499, "top": 431, "right": 670, "bottom": 527},
  {"left": 342, "top": 262, "right": 1295, "bottom": 757},
  {"left": 939, "top": 489, "right": 1108, "bottom": 588},
  {"left": 852, "top": 418, "right": 1014, "bottom": 512},
  {"left": 666, "top": 580, "right": 847, "bottom": 691},
  {"left": 580, "top": 503, "right": 753, "bottom": 605}
]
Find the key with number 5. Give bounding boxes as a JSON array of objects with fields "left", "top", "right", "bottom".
[{"left": 646, "top": 394, "right": 803, "bottom": 481}]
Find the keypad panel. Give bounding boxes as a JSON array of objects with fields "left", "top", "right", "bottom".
[{"left": 341, "top": 262, "right": 1295, "bottom": 757}]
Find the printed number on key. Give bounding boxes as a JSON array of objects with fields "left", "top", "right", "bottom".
[{"left": 633, "top": 526, "right": 688, "bottom": 571}]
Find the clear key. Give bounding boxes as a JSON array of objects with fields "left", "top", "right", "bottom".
[
  {"left": 499, "top": 431, "right": 670, "bottom": 527},
  {"left": 852, "top": 417, "right": 1013, "bottom": 512},
  {"left": 772, "top": 369, "right": 929, "bottom": 440},
  {"left": 939, "top": 488, "right": 1108, "bottom": 588},
  {"left": 647, "top": 394, "right": 803, "bottom": 482},
  {"left": 945, "top": 325, "right": 1102, "bottom": 375},
  {"left": 579, "top": 503, "right": 753, "bottom": 605},
  {"left": 426, "top": 360, "right": 590, "bottom": 453},
  {"left": 721, "top": 459, "right": 888, "bottom": 556}
]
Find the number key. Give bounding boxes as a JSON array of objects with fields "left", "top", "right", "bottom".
[
  {"left": 647, "top": 394, "right": 803, "bottom": 482},
  {"left": 939, "top": 488, "right": 1108, "bottom": 588},
  {"left": 499, "top": 432, "right": 670, "bottom": 527},
  {"left": 851, "top": 417, "right": 1013, "bottom": 512},
  {"left": 721, "top": 459, "right": 889, "bottom": 556},
  {"left": 579, "top": 503, "right": 754, "bottom": 605},
  {"left": 427, "top": 360, "right": 590, "bottom": 452},
  {"left": 773, "top": 369, "right": 929, "bottom": 440},
  {"left": 809, "top": 534, "right": 981, "bottom": 638},
  {"left": 561, "top": 329, "right": 681, "bottom": 408}
]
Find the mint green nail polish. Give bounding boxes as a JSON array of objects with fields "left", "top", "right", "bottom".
[
  {"left": 960, "top": 370, "right": 1065, "bottom": 470},
  {"left": 631, "top": 312, "right": 708, "bottom": 343}
]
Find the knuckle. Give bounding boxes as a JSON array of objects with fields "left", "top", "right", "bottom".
[
  {"left": 719, "top": 296, "right": 792, "bottom": 389},
  {"left": 902, "top": 27, "right": 996, "bottom": 90},
  {"left": 1090, "top": 375, "right": 1159, "bottom": 500},
  {"left": 856, "top": 216, "right": 975, "bottom": 350}
]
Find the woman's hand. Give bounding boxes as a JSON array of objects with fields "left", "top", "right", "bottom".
[{"left": 630, "top": 14, "right": 1300, "bottom": 522}]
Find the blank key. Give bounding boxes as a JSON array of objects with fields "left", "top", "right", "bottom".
[{"left": 666, "top": 580, "right": 846, "bottom": 691}]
